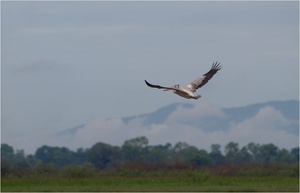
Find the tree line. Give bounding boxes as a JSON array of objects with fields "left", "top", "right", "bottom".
[{"left": 1, "top": 136, "right": 299, "bottom": 176}]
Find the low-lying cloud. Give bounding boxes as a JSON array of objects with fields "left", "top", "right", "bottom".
[{"left": 166, "top": 102, "right": 225, "bottom": 124}]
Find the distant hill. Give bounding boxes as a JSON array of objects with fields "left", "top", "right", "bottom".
[{"left": 57, "top": 100, "right": 299, "bottom": 137}]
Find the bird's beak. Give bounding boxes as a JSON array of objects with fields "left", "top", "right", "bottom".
[{"left": 163, "top": 88, "right": 171, "bottom": 91}]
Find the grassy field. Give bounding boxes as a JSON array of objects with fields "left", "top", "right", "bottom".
[{"left": 1, "top": 164, "right": 299, "bottom": 192}]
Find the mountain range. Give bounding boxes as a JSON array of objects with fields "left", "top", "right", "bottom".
[
  {"left": 122, "top": 100, "right": 299, "bottom": 134},
  {"left": 54, "top": 100, "right": 299, "bottom": 151}
]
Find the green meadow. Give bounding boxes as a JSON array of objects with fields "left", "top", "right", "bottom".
[{"left": 2, "top": 164, "right": 299, "bottom": 192}]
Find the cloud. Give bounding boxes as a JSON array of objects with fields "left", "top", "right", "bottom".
[
  {"left": 72, "top": 119, "right": 126, "bottom": 149},
  {"left": 166, "top": 102, "right": 225, "bottom": 124},
  {"left": 227, "top": 106, "right": 296, "bottom": 148},
  {"left": 231, "top": 106, "right": 291, "bottom": 132}
]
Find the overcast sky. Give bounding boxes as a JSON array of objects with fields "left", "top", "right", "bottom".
[{"left": 1, "top": 1, "right": 299, "bottom": 153}]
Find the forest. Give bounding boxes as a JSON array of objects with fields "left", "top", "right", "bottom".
[{"left": 2, "top": 136, "right": 299, "bottom": 173}]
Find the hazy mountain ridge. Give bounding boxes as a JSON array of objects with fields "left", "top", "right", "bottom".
[
  {"left": 122, "top": 103, "right": 194, "bottom": 125},
  {"left": 223, "top": 100, "right": 299, "bottom": 122},
  {"left": 59, "top": 100, "right": 299, "bottom": 137}
]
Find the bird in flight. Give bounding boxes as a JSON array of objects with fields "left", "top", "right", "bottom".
[{"left": 145, "top": 62, "right": 221, "bottom": 100}]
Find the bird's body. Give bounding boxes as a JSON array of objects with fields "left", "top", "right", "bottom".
[
  {"left": 145, "top": 62, "right": 221, "bottom": 100},
  {"left": 171, "top": 86, "right": 200, "bottom": 99}
]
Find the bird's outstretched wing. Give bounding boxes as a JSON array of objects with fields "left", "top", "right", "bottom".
[
  {"left": 187, "top": 62, "right": 221, "bottom": 92},
  {"left": 145, "top": 80, "right": 180, "bottom": 91}
]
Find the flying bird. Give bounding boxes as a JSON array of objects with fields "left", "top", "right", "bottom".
[{"left": 145, "top": 62, "right": 221, "bottom": 100}]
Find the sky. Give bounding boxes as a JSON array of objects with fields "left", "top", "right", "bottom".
[{"left": 1, "top": 1, "right": 299, "bottom": 154}]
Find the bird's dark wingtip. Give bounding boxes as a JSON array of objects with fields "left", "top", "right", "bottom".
[
  {"left": 212, "top": 61, "right": 221, "bottom": 70},
  {"left": 144, "top": 80, "right": 152, "bottom": 87},
  {"left": 144, "top": 80, "right": 165, "bottom": 89}
]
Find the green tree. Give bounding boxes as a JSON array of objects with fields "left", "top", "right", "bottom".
[
  {"left": 1, "top": 144, "right": 15, "bottom": 176},
  {"left": 225, "top": 142, "right": 239, "bottom": 163},
  {"left": 1, "top": 143, "right": 14, "bottom": 163},
  {"left": 190, "top": 149, "right": 212, "bottom": 166},
  {"left": 290, "top": 147, "right": 299, "bottom": 162},
  {"left": 246, "top": 142, "right": 261, "bottom": 163},
  {"left": 1, "top": 144, "right": 31, "bottom": 168},
  {"left": 209, "top": 144, "right": 225, "bottom": 164},
  {"left": 87, "top": 142, "right": 121, "bottom": 168},
  {"left": 236, "top": 147, "right": 253, "bottom": 163},
  {"left": 259, "top": 143, "right": 278, "bottom": 164},
  {"left": 73, "top": 148, "right": 88, "bottom": 165},
  {"left": 173, "top": 141, "right": 190, "bottom": 152},
  {"left": 173, "top": 142, "right": 211, "bottom": 166},
  {"left": 26, "top": 154, "right": 40, "bottom": 168},
  {"left": 275, "top": 148, "right": 296, "bottom": 163},
  {"left": 122, "top": 136, "right": 149, "bottom": 162},
  {"left": 173, "top": 142, "right": 193, "bottom": 163},
  {"left": 147, "top": 143, "right": 172, "bottom": 165},
  {"left": 123, "top": 136, "right": 149, "bottom": 148},
  {"left": 35, "top": 146, "right": 75, "bottom": 167},
  {"left": 14, "top": 149, "right": 29, "bottom": 168}
]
